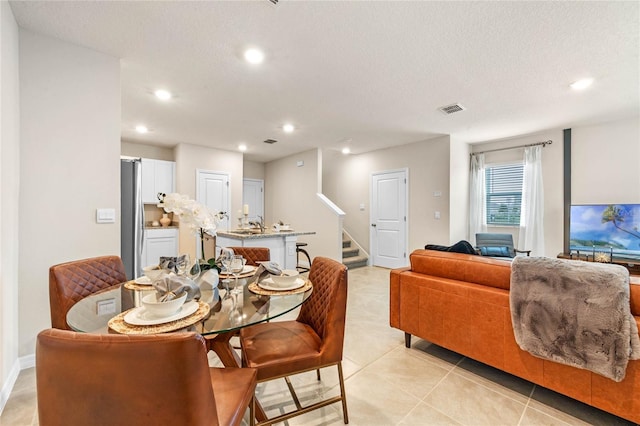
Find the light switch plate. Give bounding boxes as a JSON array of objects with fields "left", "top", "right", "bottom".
[
  {"left": 96, "top": 208, "right": 116, "bottom": 224},
  {"left": 96, "top": 298, "right": 116, "bottom": 316}
]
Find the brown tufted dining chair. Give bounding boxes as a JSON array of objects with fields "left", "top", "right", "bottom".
[
  {"left": 227, "top": 247, "right": 270, "bottom": 266},
  {"left": 239, "top": 256, "right": 349, "bottom": 425},
  {"left": 36, "top": 329, "right": 257, "bottom": 426},
  {"left": 49, "top": 255, "right": 127, "bottom": 330}
]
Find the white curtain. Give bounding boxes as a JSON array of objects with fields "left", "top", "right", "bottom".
[
  {"left": 519, "top": 146, "right": 544, "bottom": 256},
  {"left": 468, "top": 153, "right": 487, "bottom": 245}
]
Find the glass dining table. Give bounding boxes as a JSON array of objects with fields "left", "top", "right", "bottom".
[{"left": 66, "top": 275, "right": 313, "bottom": 368}]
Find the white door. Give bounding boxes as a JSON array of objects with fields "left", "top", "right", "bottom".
[
  {"left": 243, "top": 179, "right": 264, "bottom": 222},
  {"left": 370, "top": 169, "right": 408, "bottom": 268},
  {"left": 197, "top": 170, "right": 230, "bottom": 257}
]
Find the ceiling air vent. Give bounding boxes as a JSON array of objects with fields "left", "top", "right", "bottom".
[
  {"left": 264, "top": 139, "right": 278, "bottom": 144},
  {"left": 439, "top": 103, "right": 466, "bottom": 115}
]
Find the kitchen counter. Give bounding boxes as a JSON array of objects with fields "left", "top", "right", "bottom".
[
  {"left": 216, "top": 229, "right": 316, "bottom": 269},
  {"left": 216, "top": 229, "right": 315, "bottom": 239}
]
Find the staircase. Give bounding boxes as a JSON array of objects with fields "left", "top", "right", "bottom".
[{"left": 342, "top": 233, "right": 368, "bottom": 269}]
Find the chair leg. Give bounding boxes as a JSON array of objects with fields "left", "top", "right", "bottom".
[
  {"left": 255, "top": 363, "right": 348, "bottom": 426},
  {"left": 296, "top": 247, "right": 311, "bottom": 272},
  {"left": 249, "top": 395, "right": 255, "bottom": 426},
  {"left": 284, "top": 376, "right": 303, "bottom": 410},
  {"left": 337, "top": 362, "right": 349, "bottom": 424},
  {"left": 316, "top": 369, "right": 321, "bottom": 380}
]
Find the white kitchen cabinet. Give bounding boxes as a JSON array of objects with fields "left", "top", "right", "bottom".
[
  {"left": 142, "top": 228, "right": 178, "bottom": 268},
  {"left": 141, "top": 158, "right": 176, "bottom": 203}
]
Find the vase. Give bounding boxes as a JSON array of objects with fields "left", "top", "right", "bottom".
[{"left": 160, "top": 213, "right": 171, "bottom": 227}]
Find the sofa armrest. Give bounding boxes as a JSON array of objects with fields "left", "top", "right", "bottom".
[{"left": 390, "top": 267, "right": 411, "bottom": 328}]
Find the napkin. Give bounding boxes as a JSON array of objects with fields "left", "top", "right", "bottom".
[
  {"left": 250, "top": 261, "right": 283, "bottom": 283},
  {"left": 159, "top": 255, "right": 188, "bottom": 273},
  {"left": 152, "top": 273, "right": 201, "bottom": 302}
]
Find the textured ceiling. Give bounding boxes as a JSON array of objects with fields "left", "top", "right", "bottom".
[{"left": 9, "top": 1, "right": 639, "bottom": 162}]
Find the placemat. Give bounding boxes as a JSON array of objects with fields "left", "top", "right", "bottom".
[
  {"left": 248, "top": 279, "right": 312, "bottom": 296},
  {"left": 108, "top": 301, "right": 210, "bottom": 335},
  {"left": 123, "top": 280, "right": 156, "bottom": 292}
]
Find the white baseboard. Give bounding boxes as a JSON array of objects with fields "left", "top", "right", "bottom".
[
  {"left": 20, "top": 354, "right": 35, "bottom": 370},
  {"left": 0, "top": 359, "right": 21, "bottom": 415},
  {"left": 0, "top": 353, "right": 35, "bottom": 416}
]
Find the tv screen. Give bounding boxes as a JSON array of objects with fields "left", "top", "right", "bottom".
[{"left": 570, "top": 204, "right": 640, "bottom": 261}]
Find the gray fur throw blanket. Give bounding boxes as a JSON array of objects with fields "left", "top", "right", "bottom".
[{"left": 510, "top": 257, "right": 640, "bottom": 382}]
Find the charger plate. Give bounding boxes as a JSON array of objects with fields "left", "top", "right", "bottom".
[
  {"left": 108, "top": 301, "right": 210, "bottom": 335},
  {"left": 124, "top": 280, "right": 157, "bottom": 292},
  {"left": 248, "top": 279, "right": 312, "bottom": 296},
  {"left": 219, "top": 265, "right": 257, "bottom": 279}
]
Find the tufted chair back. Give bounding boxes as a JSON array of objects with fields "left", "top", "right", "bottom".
[
  {"left": 227, "top": 246, "right": 270, "bottom": 266},
  {"left": 49, "top": 255, "right": 127, "bottom": 329},
  {"left": 297, "top": 256, "right": 348, "bottom": 360}
]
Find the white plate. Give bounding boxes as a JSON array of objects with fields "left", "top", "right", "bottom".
[
  {"left": 124, "top": 301, "right": 199, "bottom": 326},
  {"left": 220, "top": 265, "right": 257, "bottom": 276},
  {"left": 134, "top": 276, "right": 152, "bottom": 285},
  {"left": 258, "top": 277, "right": 306, "bottom": 291}
]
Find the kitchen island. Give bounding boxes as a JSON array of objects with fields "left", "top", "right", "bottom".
[{"left": 216, "top": 229, "right": 315, "bottom": 270}]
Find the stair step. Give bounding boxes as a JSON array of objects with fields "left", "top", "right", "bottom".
[
  {"left": 342, "top": 247, "right": 359, "bottom": 258},
  {"left": 342, "top": 238, "right": 350, "bottom": 248},
  {"left": 343, "top": 255, "right": 368, "bottom": 269}
]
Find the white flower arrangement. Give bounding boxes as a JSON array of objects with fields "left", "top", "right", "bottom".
[{"left": 158, "top": 193, "right": 223, "bottom": 237}]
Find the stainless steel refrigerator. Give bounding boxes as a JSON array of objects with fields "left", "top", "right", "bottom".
[{"left": 121, "top": 158, "right": 144, "bottom": 280}]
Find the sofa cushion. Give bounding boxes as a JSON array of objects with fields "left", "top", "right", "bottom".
[{"left": 478, "top": 246, "right": 512, "bottom": 257}]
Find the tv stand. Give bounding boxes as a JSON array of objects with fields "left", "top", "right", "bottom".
[{"left": 557, "top": 252, "right": 640, "bottom": 275}]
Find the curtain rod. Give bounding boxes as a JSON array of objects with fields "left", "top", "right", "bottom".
[{"left": 470, "top": 140, "right": 552, "bottom": 156}]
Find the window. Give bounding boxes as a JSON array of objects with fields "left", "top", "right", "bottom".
[{"left": 485, "top": 163, "right": 523, "bottom": 226}]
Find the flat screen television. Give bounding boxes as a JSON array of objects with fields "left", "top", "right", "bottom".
[{"left": 570, "top": 204, "right": 640, "bottom": 261}]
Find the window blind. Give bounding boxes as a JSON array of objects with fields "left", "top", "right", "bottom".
[{"left": 485, "top": 163, "right": 523, "bottom": 226}]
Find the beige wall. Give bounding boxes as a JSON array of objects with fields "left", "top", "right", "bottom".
[
  {"left": 1, "top": 1, "right": 21, "bottom": 401},
  {"left": 471, "top": 129, "right": 564, "bottom": 257},
  {"left": 323, "top": 136, "right": 452, "bottom": 257},
  {"left": 18, "top": 30, "right": 121, "bottom": 356},
  {"left": 266, "top": 149, "right": 342, "bottom": 261},
  {"left": 572, "top": 117, "right": 640, "bottom": 204},
  {"left": 449, "top": 137, "right": 471, "bottom": 243},
  {"left": 121, "top": 140, "right": 175, "bottom": 161},
  {"left": 243, "top": 160, "right": 265, "bottom": 180},
  {"left": 174, "top": 143, "right": 243, "bottom": 258}
]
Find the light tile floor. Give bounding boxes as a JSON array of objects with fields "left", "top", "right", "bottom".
[{"left": 1, "top": 266, "right": 637, "bottom": 425}]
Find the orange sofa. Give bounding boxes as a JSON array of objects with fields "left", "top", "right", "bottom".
[{"left": 390, "top": 249, "right": 640, "bottom": 423}]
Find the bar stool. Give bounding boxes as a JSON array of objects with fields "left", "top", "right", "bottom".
[{"left": 296, "top": 242, "right": 311, "bottom": 272}]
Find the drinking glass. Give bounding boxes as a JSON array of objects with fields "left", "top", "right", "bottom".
[
  {"left": 219, "top": 250, "right": 234, "bottom": 296},
  {"left": 176, "top": 254, "right": 190, "bottom": 276},
  {"left": 189, "top": 259, "right": 201, "bottom": 280},
  {"left": 229, "top": 255, "right": 246, "bottom": 295}
]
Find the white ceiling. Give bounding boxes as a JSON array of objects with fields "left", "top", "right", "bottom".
[{"left": 9, "top": 1, "right": 639, "bottom": 163}]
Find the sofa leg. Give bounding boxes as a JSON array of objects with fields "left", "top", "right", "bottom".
[{"left": 404, "top": 332, "right": 411, "bottom": 348}]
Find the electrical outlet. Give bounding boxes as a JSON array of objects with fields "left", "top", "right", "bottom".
[{"left": 434, "top": 211, "right": 441, "bottom": 219}]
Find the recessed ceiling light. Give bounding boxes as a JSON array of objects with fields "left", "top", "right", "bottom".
[
  {"left": 154, "top": 89, "right": 172, "bottom": 100},
  {"left": 135, "top": 125, "right": 148, "bottom": 134},
  {"left": 283, "top": 123, "right": 295, "bottom": 133},
  {"left": 342, "top": 147, "right": 351, "bottom": 155},
  {"left": 244, "top": 48, "right": 265, "bottom": 65},
  {"left": 570, "top": 78, "right": 594, "bottom": 90},
  {"left": 238, "top": 144, "right": 247, "bottom": 152}
]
